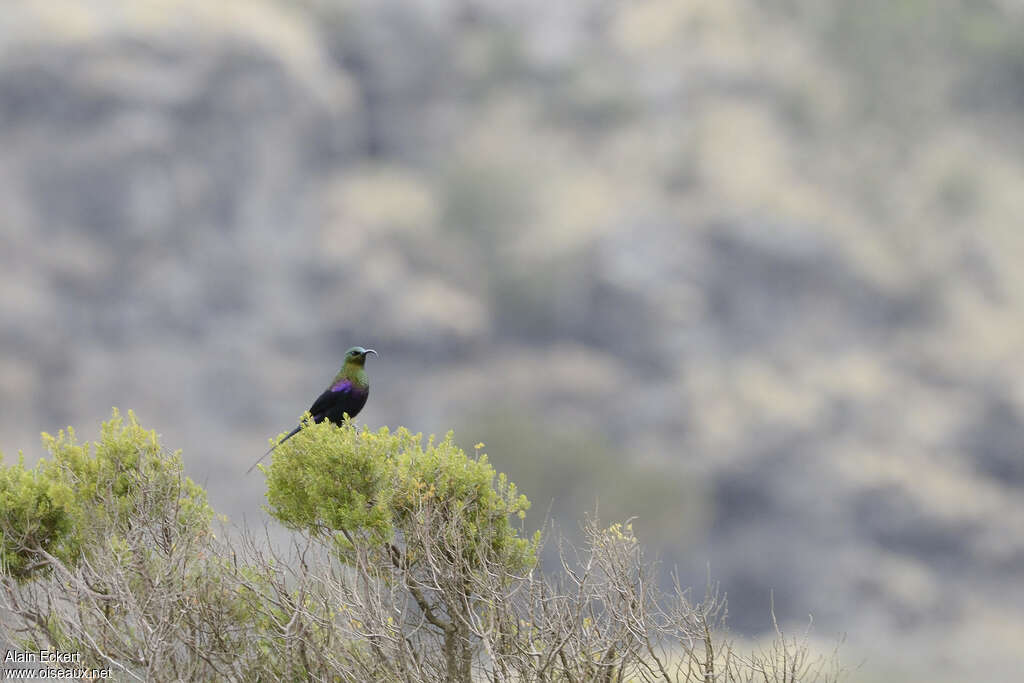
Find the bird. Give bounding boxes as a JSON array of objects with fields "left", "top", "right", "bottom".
[{"left": 247, "top": 346, "right": 376, "bottom": 474}]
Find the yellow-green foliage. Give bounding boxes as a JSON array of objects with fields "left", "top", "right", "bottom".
[
  {"left": 0, "top": 408, "right": 212, "bottom": 580},
  {"left": 0, "top": 455, "right": 75, "bottom": 578},
  {"left": 264, "top": 418, "right": 536, "bottom": 572},
  {"left": 0, "top": 412, "right": 841, "bottom": 681}
]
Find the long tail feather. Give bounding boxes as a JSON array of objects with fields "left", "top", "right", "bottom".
[{"left": 246, "top": 424, "right": 302, "bottom": 474}]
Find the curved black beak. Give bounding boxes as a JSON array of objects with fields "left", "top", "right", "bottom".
[{"left": 364, "top": 349, "right": 377, "bottom": 357}]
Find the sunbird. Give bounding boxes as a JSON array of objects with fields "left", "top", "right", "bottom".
[{"left": 247, "top": 346, "right": 376, "bottom": 474}]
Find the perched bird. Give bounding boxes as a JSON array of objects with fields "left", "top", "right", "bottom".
[{"left": 247, "top": 346, "right": 376, "bottom": 474}]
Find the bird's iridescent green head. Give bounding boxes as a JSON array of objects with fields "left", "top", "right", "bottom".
[{"left": 343, "top": 346, "right": 377, "bottom": 368}]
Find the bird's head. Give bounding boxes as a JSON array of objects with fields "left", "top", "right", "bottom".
[{"left": 343, "top": 346, "right": 377, "bottom": 367}]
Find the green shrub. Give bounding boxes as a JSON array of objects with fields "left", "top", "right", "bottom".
[
  {"left": 0, "top": 409, "right": 211, "bottom": 581},
  {"left": 265, "top": 419, "right": 535, "bottom": 573},
  {"left": 0, "top": 410, "right": 842, "bottom": 682}
]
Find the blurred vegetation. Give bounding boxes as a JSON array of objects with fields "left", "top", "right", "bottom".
[
  {"left": 775, "top": 0, "right": 1024, "bottom": 123},
  {"left": 465, "top": 408, "right": 709, "bottom": 559},
  {"left": 5, "top": 0, "right": 1024, "bottom": 679}
]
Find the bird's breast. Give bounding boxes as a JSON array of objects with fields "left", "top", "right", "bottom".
[{"left": 330, "top": 379, "right": 353, "bottom": 392}]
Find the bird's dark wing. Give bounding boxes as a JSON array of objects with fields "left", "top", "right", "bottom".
[
  {"left": 308, "top": 387, "right": 341, "bottom": 420},
  {"left": 308, "top": 379, "right": 366, "bottom": 422}
]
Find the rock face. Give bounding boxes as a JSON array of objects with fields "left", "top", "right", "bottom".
[{"left": 3, "top": 1, "right": 1024, "bottom": 680}]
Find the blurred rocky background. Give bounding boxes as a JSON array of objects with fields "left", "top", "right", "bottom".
[{"left": 3, "top": 0, "right": 1024, "bottom": 679}]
